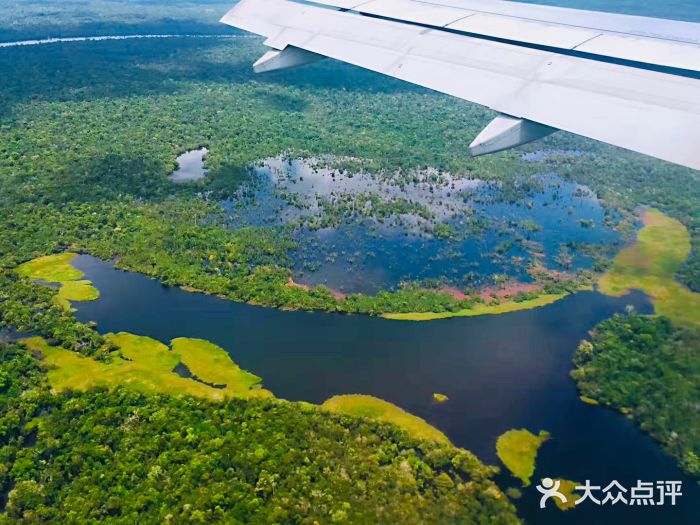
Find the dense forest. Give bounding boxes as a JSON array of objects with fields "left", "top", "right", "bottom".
[
  {"left": 572, "top": 314, "right": 700, "bottom": 479},
  {"left": 0, "top": 343, "right": 520, "bottom": 523}
]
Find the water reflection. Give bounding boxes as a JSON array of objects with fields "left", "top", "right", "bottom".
[
  {"left": 169, "top": 147, "right": 208, "bottom": 183},
  {"left": 221, "top": 157, "right": 622, "bottom": 294}
]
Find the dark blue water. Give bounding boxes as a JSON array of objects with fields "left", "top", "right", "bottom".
[{"left": 71, "top": 254, "right": 700, "bottom": 525}]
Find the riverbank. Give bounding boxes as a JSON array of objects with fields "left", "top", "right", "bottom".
[{"left": 382, "top": 293, "right": 567, "bottom": 321}]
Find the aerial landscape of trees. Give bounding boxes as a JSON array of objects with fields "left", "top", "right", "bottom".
[
  {"left": 0, "top": 342, "right": 519, "bottom": 523},
  {"left": 1, "top": 0, "right": 700, "bottom": 521}
]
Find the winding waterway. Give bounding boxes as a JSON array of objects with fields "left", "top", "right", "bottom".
[
  {"left": 71, "top": 255, "right": 700, "bottom": 525},
  {"left": 0, "top": 34, "right": 248, "bottom": 48}
]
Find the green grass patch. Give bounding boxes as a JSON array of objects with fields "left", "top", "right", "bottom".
[
  {"left": 16, "top": 253, "right": 84, "bottom": 282},
  {"left": 599, "top": 209, "right": 700, "bottom": 328},
  {"left": 23, "top": 333, "right": 272, "bottom": 401},
  {"left": 321, "top": 394, "right": 450, "bottom": 444},
  {"left": 382, "top": 294, "right": 567, "bottom": 321},
  {"left": 496, "top": 429, "right": 550, "bottom": 486},
  {"left": 17, "top": 253, "right": 99, "bottom": 308},
  {"left": 58, "top": 280, "right": 100, "bottom": 302},
  {"left": 110, "top": 332, "right": 179, "bottom": 371},
  {"left": 171, "top": 337, "right": 263, "bottom": 392}
]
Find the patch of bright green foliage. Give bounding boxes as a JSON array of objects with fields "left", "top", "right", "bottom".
[
  {"left": 599, "top": 209, "right": 700, "bottom": 329},
  {"left": 322, "top": 395, "right": 450, "bottom": 444},
  {"left": 16, "top": 253, "right": 83, "bottom": 283},
  {"left": 57, "top": 280, "right": 100, "bottom": 302},
  {"left": 496, "top": 429, "right": 550, "bottom": 487},
  {"left": 383, "top": 293, "right": 567, "bottom": 321},
  {"left": 171, "top": 337, "right": 264, "bottom": 391},
  {"left": 16, "top": 254, "right": 99, "bottom": 310},
  {"left": 579, "top": 395, "right": 599, "bottom": 405},
  {"left": 23, "top": 333, "right": 273, "bottom": 401}
]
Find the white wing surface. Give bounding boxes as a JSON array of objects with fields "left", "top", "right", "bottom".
[{"left": 221, "top": 0, "right": 700, "bottom": 170}]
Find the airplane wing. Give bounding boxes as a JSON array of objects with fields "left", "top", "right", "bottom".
[{"left": 221, "top": 0, "right": 700, "bottom": 170}]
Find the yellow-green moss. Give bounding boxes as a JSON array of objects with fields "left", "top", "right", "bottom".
[
  {"left": 17, "top": 253, "right": 99, "bottom": 308},
  {"left": 17, "top": 253, "right": 83, "bottom": 282},
  {"left": 382, "top": 294, "right": 567, "bottom": 321},
  {"left": 23, "top": 334, "right": 272, "bottom": 401},
  {"left": 321, "top": 394, "right": 450, "bottom": 444},
  {"left": 496, "top": 429, "right": 550, "bottom": 486},
  {"left": 599, "top": 209, "right": 700, "bottom": 329},
  {"left": 171, "top": 337, "right": 264, "bottom": 392}
]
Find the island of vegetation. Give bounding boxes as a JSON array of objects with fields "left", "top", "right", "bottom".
[
  {"left": 432, "top": 393, "right": 449, "bottom": 403},
  {"left": 551, "top": 479, "right": 580, "bottom": 512},
  {"left": 574, "top": 209, "right": 700, "bottom": 479},
  {"left": 495, "top": 429, "right": 550, "bottom": 487}
]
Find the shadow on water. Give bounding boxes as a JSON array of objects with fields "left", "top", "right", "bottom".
[{"left": 70, "top": 254, "right": 700, "bottom": 525}]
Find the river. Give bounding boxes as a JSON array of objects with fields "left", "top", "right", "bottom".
[
  {"left": 71, "top": 254, "right": 700, "bottom": 525},
  {"left": 0, "top": 34, "right": 249, "bottom": 48}
]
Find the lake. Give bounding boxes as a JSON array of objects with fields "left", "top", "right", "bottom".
[
  {"left": 71, "top": 254, "right": 700, "bottom": 525},
  {"left": 169, "top": 147, "right": 209, "bottom": 182}
]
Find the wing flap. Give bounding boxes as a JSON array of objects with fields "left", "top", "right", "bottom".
[
  {"left": 354, "top": 0, "right": 472, "bottom": 27},
  {"left": 446, "top": 13, "right": 601, "bottom": 49},
  {"left": 309, "top": 0, "right": 700, "bottom": 71},
  {"left": 313, "top": 0, "right": 700, "bottom": 44},
  {"left": 574, "top": 33, "right": 700, "bottom": 73}
]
